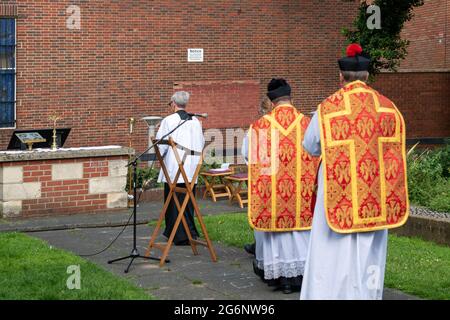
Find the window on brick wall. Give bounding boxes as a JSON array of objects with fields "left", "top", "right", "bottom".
[{"left": 0, "top": 18, "right": 16, "bottom": 128}]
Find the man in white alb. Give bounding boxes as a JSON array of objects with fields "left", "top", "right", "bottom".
[
  {"left": 155, "top": 91, "right": 205, "bottom": 246},
  {"left": 300, "top": 44, "right": 409, "bottom": 300}
]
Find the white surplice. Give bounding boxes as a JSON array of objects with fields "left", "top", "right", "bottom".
[
  {"left": 156, "top": 112, "right": 205, "bottom": 184},
  {"left": 300, "top": 112, "right": 388, "bottom": 300},
  {"left": 242, "top": 133, "right": 310, "bottom": 280}
]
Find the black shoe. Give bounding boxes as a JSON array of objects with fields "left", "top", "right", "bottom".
[
  {"left": 244, "top": 243, "right": 256, "bottom": 255},
  {"left": 282, "top": 285, "right": 294, "bottom": 294},
  {"left": 174, "top": 240, "right": 190, "bottom": 246}
]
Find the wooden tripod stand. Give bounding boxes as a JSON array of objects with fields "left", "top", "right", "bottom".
[{"left": 145, "top": 138, "right": 217, "bottom": 267}]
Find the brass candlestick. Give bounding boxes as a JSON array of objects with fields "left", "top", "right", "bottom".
[{"left": 48, "top": 114, "right": 61, "bottom": 150}]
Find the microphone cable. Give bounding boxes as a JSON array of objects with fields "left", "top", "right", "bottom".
[
  {"left": 79, "top": 115, "right": 192, "bottom": 258},
  {"left": 79, "top": 208, "right": 134, "bottom": 257},
  {"left": 79, "top": 161, "right": 155, "bottom": 258}
]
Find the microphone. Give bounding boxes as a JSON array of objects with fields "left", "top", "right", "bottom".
[{"left": 187, "top": 113, "right": 208, "bottom": 119}]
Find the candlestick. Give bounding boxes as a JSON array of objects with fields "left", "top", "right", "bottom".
[{"left": 48, "top": 114, "right": 61, "bottom": 150}]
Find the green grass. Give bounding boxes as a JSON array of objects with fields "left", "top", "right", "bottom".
[
  {"left": 0, "top": 232, "right": 152, "bottom": 300},
  {"left": 192, "top": 279, "right": 203, "bottom": 285},
  {"left": 149, "top": 212, "right": 253, "bottom": 248},
  {"left": 385, "top": 235, "right": 450, "bottom": 300},
  {"left": 196, "top": 213, "right": 254, "bottom": 247},
  {"left": 195, "top": 212, "right": 450, "bottom": 300}
]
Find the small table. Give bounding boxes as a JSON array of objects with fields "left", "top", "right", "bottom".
[
  {"left": 200, "top": 169, "right": 233, "bottom": 202},
  {"left": 225, "top": 173, "right": 248, "bottom": 208}
]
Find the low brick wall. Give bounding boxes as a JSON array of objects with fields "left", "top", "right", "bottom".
[
  {"left": 139, "top": 188, "right": 164, "bottom": 202},
  {"left": 139, "top": 185, "right": 207, "bottom": 203},
  {"left": 0, "top": 147, "right": 132, "bottom": 218},
  {"left": 391, "top": 215, "right": 450, "bottom": 247}
]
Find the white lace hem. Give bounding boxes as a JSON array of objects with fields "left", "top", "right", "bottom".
[{"left": 256, "top": 259, "right": 305, "bottom": 280}]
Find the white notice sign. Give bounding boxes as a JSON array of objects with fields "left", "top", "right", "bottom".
[{"left": 188, "top": 48, "right": 204, "bottom": 62}]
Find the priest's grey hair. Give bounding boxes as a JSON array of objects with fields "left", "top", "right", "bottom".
[
  {"left": 340, "top": 70, "right": 369, "bottom": 82},
  {"left": 259, "top": 97, "right": 272, "bottom": 116},
  {"left": 171, "top": 91, "right": 190, "bottom": 108}
]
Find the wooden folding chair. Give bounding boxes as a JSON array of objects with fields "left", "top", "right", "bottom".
[
  {"left": 145, "top": 137, "right": 217, "bottom": 267},
  {"left": 225, "top": 174, "right": 248, "bottom": 209},
  {"left": 200, "top": 170, "right": 233, "bottom": 202}
]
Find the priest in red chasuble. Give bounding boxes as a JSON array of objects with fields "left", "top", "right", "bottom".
[
  {"left": 246, "top": 78, "right": 319, "bottom": 294},
  {"left": 300, "top": 44, "right": 409, "bottom": 300}
]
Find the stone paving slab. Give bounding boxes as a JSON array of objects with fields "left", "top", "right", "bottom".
[{"left": 31, "top": 224, "right": 420, "bottom": 300}]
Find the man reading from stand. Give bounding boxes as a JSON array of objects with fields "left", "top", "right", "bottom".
[
  {"left": 247, "top": 79, "right": 318, "bottom": 294},
  {"left": 156, "top": 91, "right": 205, "bottom": 246},
  {"left": 300, "top": 44, "right": 409, "bottom": 300}
]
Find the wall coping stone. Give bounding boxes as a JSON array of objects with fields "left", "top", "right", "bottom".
[
  {"left": 0, "top": 146, "right": 134, "bottom": 163},
  {"left": 380, "top": 69, "right": 450, "bottom": 74}
]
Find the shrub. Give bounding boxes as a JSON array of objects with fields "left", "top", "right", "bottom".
[
  {"left": 428, "top": 180, "right": 450, "bottom": 213},
  {"left": 126, "top": 161, "right": 222, "bottom": 191},
  {"left": 407, "top": 142, "right": 450, "bottom": 212},
  {"left": 342, "top": 0, "right": 424, "bottom": 77},
  {"left": 125, "top": 165, "right": 161, "bottom": 191}
]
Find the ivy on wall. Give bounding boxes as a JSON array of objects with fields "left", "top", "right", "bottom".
[{"left": 342, "top": 0, "right": 424, "bottom": 76}]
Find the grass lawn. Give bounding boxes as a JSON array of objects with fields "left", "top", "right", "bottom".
[
  {"left": 194, "top": 212, "right": 450, "bottom": 300},
  {"left": 0, "top": 232, "right": 152, "bottom": 300}
]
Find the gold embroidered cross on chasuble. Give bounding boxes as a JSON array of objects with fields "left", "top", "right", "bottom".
[
  {"left": 318, "top": 80, "right": 409, "bottom": 233},
  {"left": 248, "top": 104, "right": 320, "bottom": 232}
]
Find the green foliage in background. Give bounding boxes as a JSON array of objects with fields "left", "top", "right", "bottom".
[
  {"left": 125, "top": 165, "right": 161, "bottom": 192},
  {"left": 135, "top": 166, "right": 161, "bottom": 189},
  {"left": 342, "top": 0, "right": 424, "bottom": 77},
  {"left": 407, "top": 141, "right": 450, "bottom": 212},
  {"left": 197, "top": 161, "right": 221, "bottom": 186},
  {"left": 127, "top": 161, "right": 222, "bottom": 191}
]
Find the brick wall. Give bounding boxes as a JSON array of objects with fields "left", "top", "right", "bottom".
[
  {"left": 0, "top": 155, "right": 129, "bottom": 217},
  {"left": 0, "top": 0, "right": 358, "bottom": 152},
  {"left": 375, "top": 0, "right": 450, "bottom": 140},
  {"left": 174, "top": 80, "right": 260, "bottom": 130},
  {"left": 372, "top": 72, "right": 450, "bottom": 138},
  {"left": 400, "top": 0, "right": 449, "bottom": 70},
  {"left": 0, "top": 2, "right": 17, "bottom": 16},
  {"left": 0, "top": 0, "right": 446, "bottom": 152}
]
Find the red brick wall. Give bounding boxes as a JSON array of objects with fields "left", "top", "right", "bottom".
[
  {"left": 0, "top": 2, "right": 17, "bottom": 16},
  {"left": 0, "top": 0, "right": 358, "bottom": 152},
  {"left": 2, "top": 0, "right": 445, "bottom": 150},
  {"left": 375, "top": 0, "right": 450, "bottom": 140},
  {"left": 174, "top": 80, "right": 260, "bottom": 129},
  {"left": 400, "top": 0, "right": 449, "bottom": 70},
  {"left": 372, "top": 72, "right": 450, "bottom": 138},
  {"left": 2, "top": 156, "right": 127, "bottom": 217}
]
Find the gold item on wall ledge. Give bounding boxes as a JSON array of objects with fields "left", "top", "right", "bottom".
[
  {"left": 15, "top": 132, "right": 46, "bottom": 151},
  {"left": 48, "top": 114, "right": 62, "bottom": 150}
]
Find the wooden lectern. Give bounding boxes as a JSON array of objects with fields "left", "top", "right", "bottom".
[{"left": 145, "top": 137, "right": 217, "bottom": 267}]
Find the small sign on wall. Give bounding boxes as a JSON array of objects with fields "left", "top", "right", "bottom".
[{"left": 188, "top": 48, "right": 204, "bottom": 62}]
